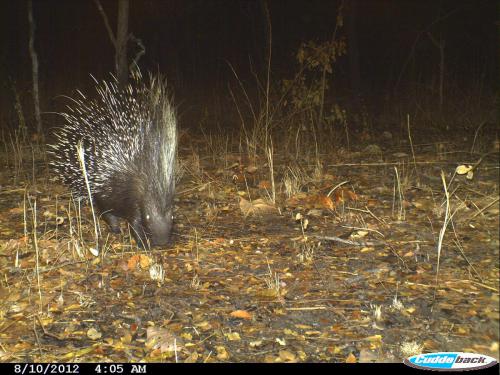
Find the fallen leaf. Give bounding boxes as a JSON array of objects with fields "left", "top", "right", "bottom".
[
  {"left": 216, "top": 346, "right": 229, "bottom": 360},
  {"left": 279, "top": 350, "right": 296, "bottom": 362},
  {"left": 239, "top": 197, "right": 276, "bottom": 217},
  {"left": 225, "top": 332, "right": 241, "bottom": 341},
  {"left": 258, "top": 180, "right": 271, "bottom": 189},
  {"left": 128, "top": 254, "right": 152, "bottom": 270},
  {"left": 249, "top": 340, "right": 263, "bottom": 347},
  {"left": 456, "top": 165, "right": 473, "bottom": 175},
  {"left": 87, "top": 328, "right": 102, "bottom": 340},
  {"left": 345, "top": 352, "right": 357, "bottom": 363},
  {"left": 316, "top": 195, "right": 334, "bottom": 209},
  {"left": 146, "top": 326, "right": 183, "bottom": 353},
  {"left": 230, "top": 310, "right": 253, "bottom": 320}
]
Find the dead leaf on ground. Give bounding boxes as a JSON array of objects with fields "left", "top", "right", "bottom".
[
  {"left": 239, "top": 197, "right": 277, "bottom": 217},
  {"left": 279, "top": 350, "right": 297, "bottom": 362},
  {"left": 258, "top": 180, "right": 272, "bottom": 189},
  {"left": 345, "top": 352, "right": 357, "bottom": 363},
  {"left": 146, "top": 326, "right": 183, "bottom": 353},
  {"left": 230, "top": 310, "right": 253, "bottom": 320},
  {"left": 127, "top": 254, "right": 152, "bottom": 270}
]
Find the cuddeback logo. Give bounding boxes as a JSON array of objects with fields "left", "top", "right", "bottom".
[{"left": 404, "top": 352, "right": 498, "bottom": 371}]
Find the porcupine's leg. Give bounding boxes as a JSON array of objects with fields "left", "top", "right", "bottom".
[
  {"left": 101, "top": 212, "right": 121, "bottom": 234},
  {"left": 95, "top": 195, "right": 122, "bottom": 234}
]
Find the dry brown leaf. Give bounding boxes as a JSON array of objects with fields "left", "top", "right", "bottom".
[
  {"left": 184, "top": 351, "right": 199, "bottom": 363},
  {"left": 344, "top": 189, "right": 358, "bottom": 201},
  {"left": 225, "top": 332, "right": 241, "bottom": 341},
  {"left": 316, "top": 195, "right": 334, "bottom": 209},
  {"left": 146, "top": 326, "right": 183, "bottom": 353},
  {"left": 285, "top": 196, "right": 301, "bottom": 207},
  {"left": 246, "top": 165, "right": 258, "bottom": 174},
  {"left": 230, "top": 310, "right": 253, "bottom": 320},
  {"left": 216, "top": 345, "right": 229, "bottom": 360},
  {"left": 239, "top": 197, "right": 276, "bottom": 217},
  {"left": 120, "top": 332, "right": 132, "bottom": 344},
  {"left": 127, "top": 254, "right": 152, "bottom": 270},
  {"left": 232, "top": 173, "right": 245, "bottom": 184},
  {"left": 8, "top": 207, "right": 24, "bottom": 215},
  {"left": 258, "top": 180, "right": 271, "bottom": 189},
  {"left": 195, "top": 320, "right": 213, "bottom": 331},
  {"left": 279, "top": 350, "right": 296, "bottom": 362},
  {"left": 127, "top": 255, "right": 140, "bottom": 270},
  {"left": 345, "top": 352, "right": 357, "bottom": 363},
  {"left": 139, "top": 254, "right": 152, "bottom": 268},
  {"left": 456, "top": 165, "right": 473, "bottom": 175},
  {"left": 365, "top": 334, "right": 382, "bottom": 342},
  {"left": 87, "top": 328, "right": 102, "bottom": 340}
]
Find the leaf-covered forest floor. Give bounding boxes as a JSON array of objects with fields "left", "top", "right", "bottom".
[{"left": 0, "top": 135, "right": 498, "bottom": 363}]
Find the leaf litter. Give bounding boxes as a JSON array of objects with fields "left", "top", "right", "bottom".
[{"left": 0, "top": 141, "right": 498, "bottom": 363}]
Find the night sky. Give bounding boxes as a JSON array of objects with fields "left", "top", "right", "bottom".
[{"left": 0, "top": 0, "right": 497, "bottom": 131}]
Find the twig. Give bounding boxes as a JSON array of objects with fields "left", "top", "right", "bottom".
[
  {"left": 314, "top": 235, "right": 385, "bottom": 247},
  {"left": 407, "top": 114, "right": 420, "bottom": 185},
  {"left": 326, "top": 181, "right": 349, "bottom": 197},
  {"left": 94, "top": 0, "right": 116, "bottom": 47},
  {"left": 471, "top": 197, "right": 499, "bottom": 219},
  {"left": 345, "top": 206, "right": 388, "bottom": 226},
  {"left": 340, "top": 225, "right": 385, "bottom": 238},
  {"left": 435, "top": 171, "right": 451, "bottom": 297},
  {"left": 452, "top": 238, "right": 482, "bottom": 282},
  {"left": 33, "top": 317, "right": 43, "bottom": 357}
]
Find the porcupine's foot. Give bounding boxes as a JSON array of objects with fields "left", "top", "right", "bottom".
[{"left": 101, "top": 212, "right": 121, "bottom": 234}]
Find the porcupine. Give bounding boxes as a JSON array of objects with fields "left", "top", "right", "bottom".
[{"left": 49, "top": 72, "right": 177, "bottom": 247}]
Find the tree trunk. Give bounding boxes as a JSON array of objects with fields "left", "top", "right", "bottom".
[
  {"left": 95, "top": 0, "right": 130, "bottom": 87},
  {"left": 115, "top": 0, "right": 129, "bottom": 87},
  {"left": 27, "top": 0, "right": 43, "bottom": 135},
  {"left": 347, "top": 0, "right": 361, "bottom": 109}
]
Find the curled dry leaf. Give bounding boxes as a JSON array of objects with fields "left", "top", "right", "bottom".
[
  {"left": 246, "top": 165, "right": 258, "bottom": 174},
  {"left": 456, "top": 164, "right": 473, "bottom": 175},
  {"left": 89, "top": 247, "right": 99, "bottom": 257}
]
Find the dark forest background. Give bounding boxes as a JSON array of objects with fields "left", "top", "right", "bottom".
[{"left": 0, "top": 0, "right": 498, "bottom": 139}]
